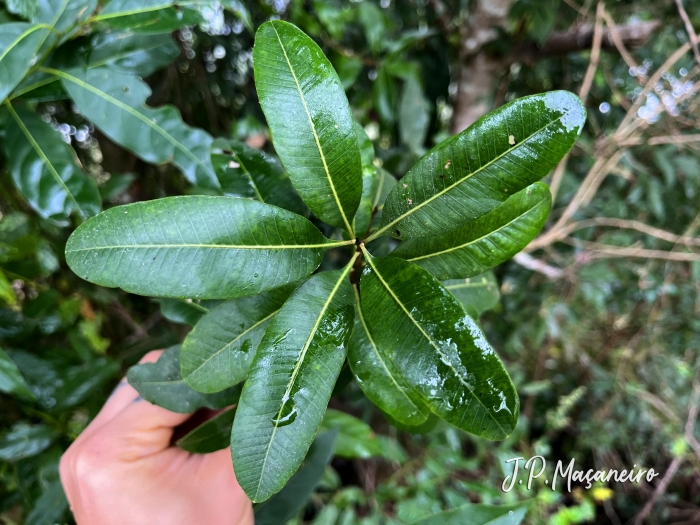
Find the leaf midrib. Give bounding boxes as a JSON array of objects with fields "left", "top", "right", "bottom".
[
  {"left": 269, "top": 22, "right": 355, "bottom": 236},
  {"left": 253, "top": 254, "right": 357, "bottom": 501},
  {"left": 66, "top": 240, "right": 350, "bottom": 253},
  {"left": 0, "top": 23, "right": 54, "bottom": 64},
  {"left": 42, "top": 67, "right": 214, "bottom": 180},
  {"left": 362, "top": 247, "right": 507, "bottom": 436},
  {"left": 406, "top": 196, "right": 545, "bottom": 262},
  {"left": 93, "top": 1, "right": 201, "bottom": 21},
  {"left": 5, "top": 102, "right": 85, "bottom": 219},
  {"left": 352, "top": 284, "right": 426, "bottom": 419},
  {"left": 370, "top": 113, "right": 570, "bottom": 241}
]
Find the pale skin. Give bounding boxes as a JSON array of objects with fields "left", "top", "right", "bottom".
[{"left": 59, "top": 351, "right": 254, "bottom": 525}]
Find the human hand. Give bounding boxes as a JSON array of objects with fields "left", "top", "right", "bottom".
[{"left": 60, "top": 351, "right": 254, "bottom": 525}]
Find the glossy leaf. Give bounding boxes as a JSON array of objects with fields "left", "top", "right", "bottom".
[
  {"left": 392, "top": 183, "right": 551, "bottom": 279},
  {"left": 254, "top": 20, "right": 362, "bottom": 234},
  {"left": 232, "top": 263, "right": 356, "bottom": 502},
  {"left": 93, "top": 0, "right": 203, "bottom": 33},
  {"left": 181, "top": 284, "right": 299, "bottom": 393},
  {"left": 347, "top": 285, "right": 430, "bottom": 426},
  {"left": 0, "top": 23, "right": 49, "bottom": 102},
  {"left": 414, "top": 501, "right": 530, "bottom": 525},
  {"left": 444, "top": 271, "right": 500, "bottom": 316},
  {"left": 254, "top": 431, "right": 337, "bottom": 525},
  {"left": 35, "top": 0, "right": 97, "bottom": 36},
  {"left": 360, "top": 252, "right": 519, "bottom": 440},
  {"left": 0, "top": 346, "right": 35, "bottom": 400},
  {"left": 177, "top": 407, "right": 236, "bottom": 453},
  {"left": 213, "top": 140, "right": 307, "bottom": 216},
  {"left": 127, "top": 345, "right": 242, "bottom": 413},
  {"left": 373, "top": 91, "right": 584, "bottom": 240},
  {"left": 65, "top": 196, "right": 345, "bottom": 299},
  {"left": 0, "top": 423, "right": 58, "bottom": 461},
  {"left": 156, "top": 298, "right": 216, "bottom": 326},
  {"left": 371, "top": 168, "right": 397, "bottom": 228},
  {"left": 3, "top": 104, "right": 101, "bottom": 224},
  {"left": 319, "top": 409, "right": 384, "bottom": 459},
  {"left": 352, "top": 123, "right": 378, "bottom": 236},
  {"left": 52, "top": 67, "right": 220, "bottom": 190}
]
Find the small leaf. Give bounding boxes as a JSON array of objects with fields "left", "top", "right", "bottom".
[
  {"left": 127, "top": 345, "right": 242, "bottom": 413},
  {"left": 232, "top": 262, "right": 356, "bottom": 502},
  {"left": 358, "top": 1, "right": 387, "bottom": 55},
  {"left": 392, "top": 183, "right": 551, "bottom": 279},
  {"left": 352, "top": 123, "right": 378, "bottom": 236},
  {"left": 0, "top": 345, "right": 35, "bottom": 400},
  {"left": 347, "top": 285, "right": 430, "bottom": 426},
  {"left": 371, "top": 168, "right": 397, "bottom": 229},
  {"left": 319, "top": 409, "right": 385, "bottom": 459},
  {"left": 414, "top": 501, "right": 531, "bottom": 525},
  {"left": 254, "top": 20, "right": 362, "bottom": 234},
  {"left": 253, "top": 430, "right": 337, "bottom": 525},
  {"left": 66, "top": 196, "right": 347, "bottom": 299},
  {"left": 93, "top": 0, "right": 202, "bottom": 33},
  {"left": 373, "top": 65, "right": 397, "bottom": 125},
  {"left": 360, "top": 251, "right": 519, "bottom": 440},
  {"left": 0, "top": 23, "right": 52, "bottom": 103},
  {"left": 213, "top": 140, "right": 307, "bottom": 216},
  {"left": 156, "top": 298, "right": 215, "bottom": 326},
  {"left": 177, "top": 407, "right": 236, "bottom": 453},
  {"left": 181, "top": 284, "right": 299, "bottom": 393},
  {"left": 0, "top": 423, "right": 58, "bottom": 461},
  {"left": 3, "top": 104, "right": 101, "bottom": 224},
  {"left": 53, "top": 67, "right": 220, "bottom": 190},
  {"left": 373, "top": 91, "right": 585, "bottom": 240},
  {"left": 399, "top": 72, "right": 431, "bottom": 154},
  {"left": 443, "top": 271, "right": 500, "bottom": 316}
]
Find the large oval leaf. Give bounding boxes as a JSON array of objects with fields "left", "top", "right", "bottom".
[
  {"left": 65, "top": 196, "right": 349, "bottom": 299},
  {"left": 254, "top": 20, "right": 362, "bottom": 234},
  {"left": 181, "top": 283, "right": 299, "bottom": 393},
  {"left": 3, "top": 104, "right": 101, "bottom": 224},
  {"left": 371, "top": 91, "right": 584, "bottom": 240},
  {"left": 232, "top": 262, "right": 356, "bottom": 502},
  {"left": 360, "top": 250, "right": 518, "bottom": 440},
  {"left": 48, "top": 66, "right": 219, "bottom": 190},
  {"left": 347, "top": 285, "right": 430, "bottom": 426},
  {"left": 392, "top": 183, "right": 551, "bottom": 279},
  {"left": 127, "top": 345, "right": 242, "bottom": 413}
]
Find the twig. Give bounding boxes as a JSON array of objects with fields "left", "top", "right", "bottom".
[
  {"left": 563, "top": 239, "right": 700, "bottom": 262},
  {"left": 600, "top": 8, "right": 638, "bottom": 70},
  {"left": 555, "top": 218, "right": 700, "bottom": 246},
  {"left": 675, "top": 0, "right": 700, "bottom": 67},
  {"left": 512, "top": 252, "right": 565, "bottom": 279}
]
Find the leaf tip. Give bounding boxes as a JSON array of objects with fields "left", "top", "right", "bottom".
[{"left": 543, "top": 90, "right": 587, "bottom": 134}]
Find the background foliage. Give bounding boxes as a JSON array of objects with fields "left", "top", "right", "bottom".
[{"left": 1, "top": 0, "right": 699, "bottom": 524}]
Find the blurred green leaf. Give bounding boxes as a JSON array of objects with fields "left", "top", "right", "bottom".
[
  {"left": 0, "top": 345, "right": 35, "bottom": 400},
  {"left": 413, "top": 501, "right": 530, "bottom": 524},
  {"left": 443, "top": 271, "right": 500, "bottom": 316},
  {"left": 177, "top": 407, "right": 236, "bottom": 453},
  {"left": 399, "top": 72, "right": 431, "bottom": 154},
  {"left": 156, "top": 298, "right": 214, "bottom": 326},
  {"left": 5, "top": 0, "right": 37, "bottom": 19},
  {"left": 0, "top": 423, "right": 58, "bottom": 461},
  {"left": 319, "top": 409, "right": 384, "bottom": 459}
]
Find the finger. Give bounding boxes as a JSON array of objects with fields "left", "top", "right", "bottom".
[
  {"left": 75, "top": 350, "right": 164, "bottom": 444},
  {"left": 92, "top": 392, "right": 193, "bottom": 459}
]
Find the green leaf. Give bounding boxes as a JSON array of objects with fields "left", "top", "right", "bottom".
[
  {"left": 372, "top": 91, "right": 585, "bottom": 240},
  {"left": 176, "top": 407, "right": 236, "bottom": 453},
  {"left": 399, "top": 72, "right": 431, "bottom": 154},
  {"left": 232, "top": 261, "right": 356, "bottom": 502},
  {"left": 65, "top": 196, "right": 347, "bottom": 299},
  {"left": 0, "top": 270, "right": 17, "bottom": 306},
  {"left": 99, "top": 172, "right": 136, "bottom": 201},
  {"left": 347, "top": 284, "right": 430, "bottom": 426},
  {"left": 0, "top": 423, "right": 58, "bottom": 460},
  {"left": 358, "top": 1, "right": 387, "bottom": 55},
  {"left": 127, "top": 345, "right": 242, "bottom": 413},
  {"left": 360, "top": 251, "right": 519, "bottom": 440},
  {"left": 384, "top": 410, "right": 440, "bottom": 434},
  {"left": 371, "top": 168, "right": 397, "bottom": 229},
  {"left": 50, "top": 67, "right": 220, "bottom": 190},
  {"left": 6, "top": 0, "right": 37, "bottom": 20},
  {"left": 181, "top": 284, "right": 299, "bottom": 393},
  {"left": 392, "top": 183, "right": 551, "bottom": 279},
  {"left": 0, "top": 345, "right": 35, "bottom": 400},
  {"left": 253, "top": 20, "right": 363, "bottom": 234},
  {"left": 253, "top": 430, "right": 337, "bottom": 525},
  {"left": 319, "top": 409, "right": 385, "bottom": 459},
  {"left": 93, "top": 0, "right": 203, "bottom": 33},
  {"left": 352, "top": 123, "right": 378, "bottom": 236},
  {"left": 414, "top": 501, "right": 530, "bottom": 525},
  {"left": 373, "top": 65, "right": 397, "bottom": 125},
  {"left": 3, "top": 103, "right": 101, "bottom": 224},
  {"left": 156, "top": 298, "right": 215, "bottom": 326},
  {"left": 0, "top": 23, "right": 51, "bottom": 103},
  {"left": 213, "top": 140, "right": 307, "bottom": 216},
  {"left": 443, "top": 271, "right": 500, "bottom": 316}
]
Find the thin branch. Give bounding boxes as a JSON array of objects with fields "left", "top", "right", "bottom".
[
  {"left": 600, "top": 8, "right": 639, "bottom": 70},
  {"left": 579, "top": 2, "right": 605, "bottom": 105},
  {"left": 675, "top": 0, "right": 700, "bottom": 66},
  {"left": 563, "top": 239, "right": 700, "bottom": 262},
  {"left": 512, "top": 252, "right": 565, "bottom": 279},
  {"left": 556, "top": 218, "right": 700, "bottom": 246}
]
